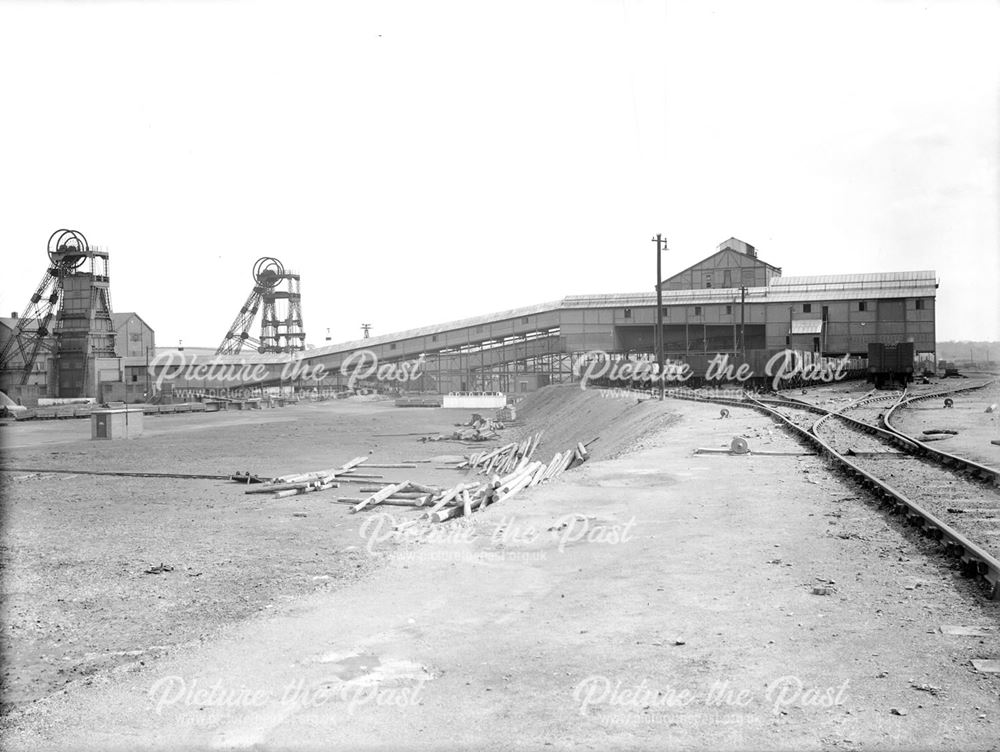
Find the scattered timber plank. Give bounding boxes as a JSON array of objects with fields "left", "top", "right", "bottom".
[
  {"left": 277, "top": 456, "right": 368, "bottom": 483},
  {"left": 407, "top": 482, "right": 443, "bottom": 494},
  {"left": 245, "top": 481, "right": 315, "bottom": 494},
  {"left": 337, "top": 477, "right": 404, "bottom": 485},
  {"left": 426, "top": 485, "right": 465, "bottom": 515},
  {"left": 352, "top": 481, "right": 411, "bottom": 513},
  {"left": 274, "top": 481, "right": 339, "bottom": 499},
  {"left": 334, "top": 497, "right": 425, "bottom": 508}
]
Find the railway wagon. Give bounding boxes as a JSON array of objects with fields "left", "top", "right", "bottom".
[
  {"left": 674, "top": 349, "right": 866, "bottom": 390},
  {"left": 867, "top": 342, "right": 915, "bottom": 388}
]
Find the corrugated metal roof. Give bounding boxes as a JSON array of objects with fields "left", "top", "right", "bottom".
[
  {"left": 791, "top": 319, "right": 824, "bottom": 334},
  {"left": 303, "top": 299, "right": 564, "bottom": 359},
  {"left": 772, "top": 271, "right": 936, "bottom": 287},
  {"left": 562, "top": 280, "right": 936, "bottom": 307},
  {"left": 563, "top": 288, "right": 771, "bottom": 307},
  {"left": 761, "top": 287, "right": 935, "bottom": 302}
]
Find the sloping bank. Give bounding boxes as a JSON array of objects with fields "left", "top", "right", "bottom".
[{"left": 511, "top": 384, "right": 679, "bottom": 462}]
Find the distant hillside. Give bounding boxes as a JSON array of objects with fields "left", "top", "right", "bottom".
[{"left": 936, "top": 341, "right": 999, "bottom": 364}]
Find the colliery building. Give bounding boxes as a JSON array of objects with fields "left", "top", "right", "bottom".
[
  {"left": 150, "top": 237, "right": 937, "bottom": 396},
  {"left": 0, "top": 311, "right": 155, "bottom": 401}
]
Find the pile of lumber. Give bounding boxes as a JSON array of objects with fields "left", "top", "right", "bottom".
[
  {"left": 496, "top": 405, "right": 516, "bottom": 421},
  {"left": 243, "top": 456, "right": 370, "bottom": 498},
  {"left": 459, "top": 432, "right": 543, "bottom": 474},
  {"left": 455, "top": 413, "right": 505, "bottom": 432},
  {"left": 419, "top": 425, "right": 500, "bottom": 443},
  {"left": 337, "top": 437, "right": 594, "bottom": 523},
  {"left": 238, "top": 436, "right": 596, "bottom": 523},
  {"left": 426, "top": 440, "right": 591, "bottom": 522}
]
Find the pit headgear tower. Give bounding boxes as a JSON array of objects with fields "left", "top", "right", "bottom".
[
  {"left": 0, "top": 229, "right": 116, "bottom": 397},
  {"left": 216, "top": 257, "right": 306, "bottom": 354}
]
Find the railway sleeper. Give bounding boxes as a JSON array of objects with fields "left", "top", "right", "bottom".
[
  {"left": 957, "top": 557, "right": 1000, "bottom": 600},
  {"left": 944, "top": 541, "right": 965, "bottom": 558},
  {"left": 959, "top": 555, "right": 981, "bottom": 578},
  {"left": 922, "top": 524, "right": 943, "bottom": 541}
]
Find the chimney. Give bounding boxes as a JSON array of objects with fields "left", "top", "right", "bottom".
[{"left": 10, "top": 312, "right": 17, "bottom": 319}]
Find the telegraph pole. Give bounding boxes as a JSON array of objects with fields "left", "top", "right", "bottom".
[
  {"left": 738, "top": 285, "right": 747, "bottom": 356},
  {"left": 652, "top": 234, "right": 668, "bottom": 399}
]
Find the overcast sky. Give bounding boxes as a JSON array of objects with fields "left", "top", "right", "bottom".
[{"left": 1, "top": 0, "right": 997, "bottom": 346}]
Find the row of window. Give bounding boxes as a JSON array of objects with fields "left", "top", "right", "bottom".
[
  {"left": 623, "top": 300, "right": 927, "bottom": 318},
  {"left": 380, "top": 300, "right": 928, "bottom": 350},
  {"left": 624, "top": 305, "right": 739, "bottom": 318}
]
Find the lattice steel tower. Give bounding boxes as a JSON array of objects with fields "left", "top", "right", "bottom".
[
  {"left": 217, "top": 257, "right": 306, "bottom": 354},
  {"left": 0, "top": 229, "right": 116, "bottom": 397}
]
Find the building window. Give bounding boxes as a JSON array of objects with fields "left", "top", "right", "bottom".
[
  {"left": 431, "top": 335, "right": 438, "bottom": 342},
  {"left": 662, "top": 307, "right": 669, "bottom": 318},
  {"left": 521, "top": 316, "right": 529, "bottom": 323},
  {"left": 725, "top": 305, "right": 732, "bottom": 315},
  {"left": 623, "top": 307, "right": 632, "bottom": 319},
  {"left": 723, "top": 270, "right": 732, "bottom": 288},
  {"left": 858, "top": 301, "right": 867, "bottom": 312},
  {"left": 803, "top": 304, "right": 812, "bottom": 313},
  {"left": 131, "top": 373, "right": 138, "bottom": 382},
  {"left": 915, "top": 299, "right": 924, "bottom": 310},
  {"left": 389, "top": 343, "right": 396, "bottom": 350},
  {"left": 694, "top": 306, "right": 702, "bottom": 316},
  {"left": 822, "top": 305, "right": 829, "bottom": 320},
  {"left": 704, "top": 273, "right": 713, "bottom": 288}
]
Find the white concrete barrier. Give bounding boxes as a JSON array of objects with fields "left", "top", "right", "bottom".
[{"left": 441, "top": 392, "right": 507, "bottom": 409}]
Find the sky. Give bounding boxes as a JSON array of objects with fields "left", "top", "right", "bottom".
[{"left": 1, "top": 0, "right": 997, "bottom": 346}]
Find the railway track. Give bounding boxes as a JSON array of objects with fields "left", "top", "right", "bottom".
[
  {"left": 883, "top": 383, "right": 1000, "bottom": 486},
  {"left": 662, "top": 381, "right": 1000, "bottom": 598}
]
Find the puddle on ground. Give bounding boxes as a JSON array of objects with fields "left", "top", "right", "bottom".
[
  {"left": 317, "top": 652, "right": 381, "bottom": 681},
  {"left": 313, "top": 651, "right": 433, "bottom": 685}
]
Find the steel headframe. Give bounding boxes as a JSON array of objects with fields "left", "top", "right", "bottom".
[
  {"left": 216, "top": 256, "right": 306, "bottom": 355},
  {"left": 0, "top": 229, "right": 93, "bottom": 386}
]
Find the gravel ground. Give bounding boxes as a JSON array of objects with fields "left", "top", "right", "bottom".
[
  {"left": 1, "top": 392, "right": 999, "bottom": 750},
  {"left": 0, "top": 390, "right": 659, "bottom": 718},
  {"left": 0, "top": 400, "right": 489, "bottom": 713},
  {"left": 1, "top": 385, "right": 999, "bottom": 750},
  {"left": 891, "top": 379, "right": 1000, "bottom": 469}
]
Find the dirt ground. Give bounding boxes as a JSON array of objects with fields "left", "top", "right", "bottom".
[
  {"left": 0, "top": 390, "right": 663, "bottom": 716},
  {"left": 891, "top": 381, "right": 1000, "bottom": 469},
  {"left": 1, "top": 386, "right": 999, "bottom": 750}
]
